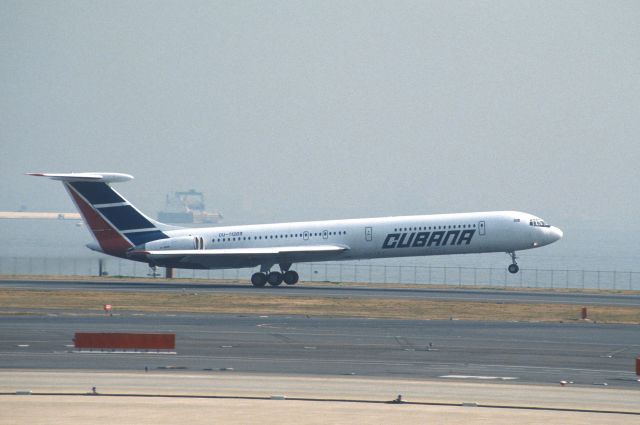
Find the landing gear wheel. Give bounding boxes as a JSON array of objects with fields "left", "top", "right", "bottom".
[
  {"left": 251, "top": 272, "right": 267, "bottom": 287},
  {"left": 507, "top": 251, "right": 519, "bottom": 274},
  {"left": 267, "top": 271, "right": 283, "bottom": 287},
  {"left": 283, "top": 270, "right": 299, "bottom": 285}
]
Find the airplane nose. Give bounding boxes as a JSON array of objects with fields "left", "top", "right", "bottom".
[{"left": 549, "top": 226, "right": 563, "bottom": 242}]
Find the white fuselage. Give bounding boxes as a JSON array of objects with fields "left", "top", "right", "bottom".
[{"left": 148, "top": 210, "right": 562, "bottom": 269}]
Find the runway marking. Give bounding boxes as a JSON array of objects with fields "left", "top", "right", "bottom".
[
  {"left": 440, "top": 375, "right": 518, "bottom": 380},
  {"left": 256, "top": 324, "right": 282, "bottom": 329},
  {"left": 16, "top": 344, "right": 29, "bottom": 348},
  {"left": 74, "top": 350, "right": 177, "bottom": 355},
  {"left": 600, "top": 346, "right": 630, "bottom": 358}
]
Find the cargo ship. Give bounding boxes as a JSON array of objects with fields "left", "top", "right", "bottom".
[{"left": 157, "top": 189, "right": 222, "bottom": 224}]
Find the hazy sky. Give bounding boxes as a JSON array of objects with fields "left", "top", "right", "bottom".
[{"left": 2, "top": 1, "right": 639, "bottom": 233}]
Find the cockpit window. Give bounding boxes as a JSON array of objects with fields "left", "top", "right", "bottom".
[{"left": 529, "top": 219, "right": 550, "bottom": 227}]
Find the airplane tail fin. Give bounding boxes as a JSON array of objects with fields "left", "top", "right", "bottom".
[{"left": 28, "top": 172, "right": 172, "bottom": 257}]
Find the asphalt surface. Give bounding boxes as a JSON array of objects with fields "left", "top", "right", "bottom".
[
  {"left": 1, "top": 312, "right": 639, "bottom": 389},
  {"left": 2, "top": 278, "right": 640, "bottom": 306}
]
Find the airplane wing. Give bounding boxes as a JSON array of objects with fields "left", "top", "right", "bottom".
[
  {"left": 129, "top": 244, "right": 349, "bottom": 267},
  {"left": 136, "top": 244, "right": 348, "bottom": 258}
]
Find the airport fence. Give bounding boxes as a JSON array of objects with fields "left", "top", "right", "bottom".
[{"left": 1, "top": 256, "right": 639, "bottom": 291}]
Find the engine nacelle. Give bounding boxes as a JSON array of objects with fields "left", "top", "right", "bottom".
[{"left": 143, "top": 236, "right": 197, "bottom": 251}]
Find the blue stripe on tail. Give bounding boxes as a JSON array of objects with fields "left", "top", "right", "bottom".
[
  {"left": 124, "top": 230, "right": 169, "bottom": 245},
  {"left": 69, "top": 182, "right": 125, "bottom": 204},
  {"left": 98, "top": 205, "right": 154, "bottom": 230}
]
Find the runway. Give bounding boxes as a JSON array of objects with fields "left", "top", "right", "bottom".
[
  {"left": 1, "top": 312, "right": 639, "bottom": 389},
  {"left": 2, "top": 278, "right": 640, "bottom": 306}
]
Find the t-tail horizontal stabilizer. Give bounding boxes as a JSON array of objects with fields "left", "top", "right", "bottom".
[{"left": 27, "top": 172, "right": 133, "bottom": 183}]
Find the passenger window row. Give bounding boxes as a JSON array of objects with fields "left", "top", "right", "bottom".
[
  {"left": 213, "top": 230, "right": 347, "bottom": 243},
  {"left": 393, "top": 224, "right": 476, "bottom": 232}
]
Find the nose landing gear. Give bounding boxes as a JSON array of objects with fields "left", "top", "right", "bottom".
[{"left": 507, "top": 252, "right": 519, "bottom": 274}]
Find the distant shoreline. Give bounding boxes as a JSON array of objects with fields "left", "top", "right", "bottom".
[{"left": 0, "top": 211, "right": 80, "bottom": 220}]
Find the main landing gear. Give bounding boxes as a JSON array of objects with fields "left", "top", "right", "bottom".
[
  {"left": 507, "top": 252, "right": 519, "bottom": 274},
  {"left": 251, "top": 263, "right": 299, "bottom": 288}
]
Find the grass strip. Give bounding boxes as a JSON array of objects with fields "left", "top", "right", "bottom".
[{"left": 1, "top": 289, "right": 639, "bottom": 323}]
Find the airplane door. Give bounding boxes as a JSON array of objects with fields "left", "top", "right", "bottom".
[
  {"left": 322, "top": 230, "right": 328, "bottom": 239},
  {"left": 303, "top": 231, "right": 309, "bottom": 241},
  {"left": 365, "top": 227, "right": 372, "bottom": 241},
  {"left": 192, "top": 236, "right": 204, "bottom": 249},
  {"left": 478, "top": 221, "right": 486, "bottom": 236}
]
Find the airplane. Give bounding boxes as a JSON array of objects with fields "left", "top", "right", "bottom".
[{"left": 29, "top": 172, "right": 563, "bottom": 287}]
